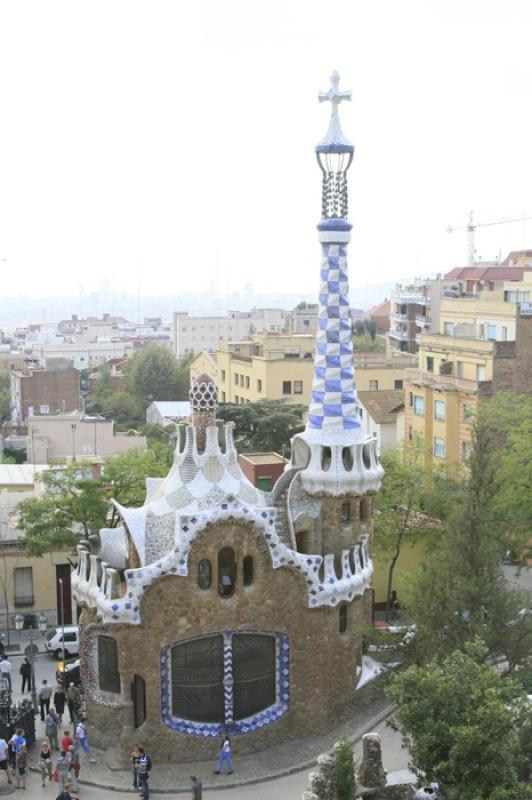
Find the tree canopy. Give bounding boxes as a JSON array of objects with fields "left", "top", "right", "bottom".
[
  {"left": 388, "top": 639, "right": 530, "bottom": 799},
  {"left": 0, "top": 372, "right": 10, "bottom": 426},
  {"left": 403, "top": 422, "right": 532, "bottom": 669},
  {"left": 216, "top": 399, "right": 305, "bottom": 454},
  {"left": 372, "top": 441, "right": 460, "bottom": 621},
  {"left": 18, "top": 445, "right": 172, "bottom": 556}
]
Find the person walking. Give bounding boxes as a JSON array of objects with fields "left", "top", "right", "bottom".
[
  {"left": 19, "top": 659, "right": 32, "bottom": 694},
  {"left": 136, "top": 747, "right": 150, "bottom": 800},
  {"left": 55, "top": 750, "right": 70, "bottom": 791},
  {"left": 61, "top": 730, "right": 74, "bottom": 753},
  {"left": 39, "top": 741, "right": 53, "bottom": 787},
  {"left": 46, "top": 708, "right": 60, "bottom": 751},
  {"left": 67, "top": 745, "right": 80, "bottom": 796},
  {"left": 54, "top": 685, "right": 66, "bottom": 724},
  {"left": 75, "top": 719, "right": 96, "bottom": 764},
  {"left": 38, "top": 679, "right": 53, "bottom": 721},
  {"left": 191, "top": 774, "right": 203, "bottom": 800},
  {"left": 214, "top": 734, "right": 234, "bottom": 775},
  {"left": 0, "top": 658, "right": 11, "bottom": 692},
  {"left": 0, "top": 736, "right": 12, "bottom": 787},
  {"left": 15, "top": 744, "right": 27, "bottom": 790},
  {"left": 66, "top": 683, "right": 81, "bottom": 724},
  {"left": 130, "top": 744, "right": 141, "bottom": 790}
]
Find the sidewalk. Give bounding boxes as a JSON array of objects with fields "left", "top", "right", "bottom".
[{"left": 61, "top": 695, "right": 392, "bottom": 794}]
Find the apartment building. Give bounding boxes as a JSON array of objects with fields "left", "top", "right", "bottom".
[
  {"left": 10, "top": 360, "right": 80, "bottom": 424},
  {"left": 173, "top": 309, "right": 285, "bottom": 358},
  {"left": 405, "top": 306, "right": 532, "bottom": 464},
  {"left": 33, "top": 340, "right": 129, "bottom": 370},
  {"left": 27, "top": 412, "right": 147, "bottom": 464},
  {"left": 438, "top": 267, "right": 532, "bottom": 341},
  {"left": 196, "top": 334, "right": 415, "bottom": 406},
  {"left": 0, "top": 467, "right": 75, "bottom": 628},
  {"left": 388, "top": 282, "right": 437, "bottom": 354}
]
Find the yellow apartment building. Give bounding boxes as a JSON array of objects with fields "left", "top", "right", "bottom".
[
  {"left": 191, "top": 335, "right": 416, "bottom": 406},
  {"left": 406, "top": 306, "right": 532, "bottom": 464}
]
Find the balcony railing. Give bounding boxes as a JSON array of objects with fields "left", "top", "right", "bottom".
[
  {"left": 388, "top": 329, "right": 409, "bottom": 341},
  {"left": 392, "top": 293, "right": 431, "bottom": 306},
  {"left": 390, "top": 312, "right": 408, "bottom": 322},
  {"left": 14, "top": 595, "right": 34, "bottom": 607},
  {"left": 416, "top": 316, "right": 431, "bottom": 327}
]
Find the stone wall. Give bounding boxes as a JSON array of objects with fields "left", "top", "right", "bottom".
[{"left": 83, "top": 515, "right": 372, "bottom": 763}]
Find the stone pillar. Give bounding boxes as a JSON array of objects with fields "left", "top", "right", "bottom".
[{"left": 357, "top": 732, "right": 387, "bottom": 789}]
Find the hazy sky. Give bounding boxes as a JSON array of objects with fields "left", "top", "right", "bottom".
[{"left": 0, "top": 0, "right": 531, "bottom": 300}]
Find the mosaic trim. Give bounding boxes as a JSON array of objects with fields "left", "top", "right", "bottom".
[
  {"left": 307, "top": 243, "right": 362, "bottom": 437},
  {"left": 72, "top": 500, "right": 373, "bottom": 624},
  {"left": 160, "top": 631, "right": 290, "bottom": 737},
  {"left": 79, "top": 624, "right": 124, "bottom": 710}
]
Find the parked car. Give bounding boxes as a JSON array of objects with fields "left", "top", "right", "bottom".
[
  {"left": 56, "top": 658, "right": 81, "bottom": 688},
  {"left": 45, "top": 625, "right": 80, "bottom": 658}
]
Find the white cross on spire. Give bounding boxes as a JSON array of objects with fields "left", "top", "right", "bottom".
[{"left": 316, "top": 71, "right": 353, "bottom": 152}]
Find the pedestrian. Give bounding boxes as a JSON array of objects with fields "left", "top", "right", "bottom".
[
  {"left": 0, "top": 657, "right": 11, "bottom": 692},
  {"left": 61, "top": 730, "right": 74, "bottom": 753},
  {"left": 20, "top": 659, "right": 32, "bottom": 693},
  {"left": 55, "top": 750, "right": 70, "bottom": 791},
  {"left": 66, "top": 682, "right": 81, "bottom": 724},
  {"left": 46, "top": 707, "right": 60, "bottom": 751},
  {"left": 7, "top": 729, "right": 24, "bottom": 778},
  {"left": 67, "top": 745, "right": 80, "bottom": 796},
  {"left": 191, "top": 774, "right": 203, "bottom": 800},
  {"left": 15, "top": 744, "right": 27, "bottom": 790},
  {"left": 38, "top": 678, "right": 53, "bottom": 721},
  {"left": 54, "top": 685, "right": 66, "bottom": 724},
  {"left": 75, "top": 719, "right": 96, "bottom": 764},
  {"left": 214, "top": 734, "right": 234, "bottom": 775},
  {"left": 130, "top": 743, "right": 140, "bottom": 790},
  {"left": 136, "top": 746, "right": 150, "bottom": 800},
  {"left": 0, "top": 735, "right": 12, "bottom": 787},
  {"left": 39, "top": 741, "right": 53, "bottom": 787},
  {"left": 56, "top": 781, "right": 74, "bottom": 800}
]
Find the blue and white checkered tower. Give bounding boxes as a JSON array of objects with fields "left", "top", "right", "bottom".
[{"left": 290, "top": 72, "right": 383, "bottom": 496}]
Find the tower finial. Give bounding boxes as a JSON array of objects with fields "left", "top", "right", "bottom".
[
  {"left": 316, "top": 71, "right": 354, "bottom": 155},
  {"left": 316, "top": 72, "right": 354, "bottom": 220}
]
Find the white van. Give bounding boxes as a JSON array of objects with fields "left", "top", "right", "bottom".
[{"left": 45, "top": 626, "right": 80, "bottom": 658}]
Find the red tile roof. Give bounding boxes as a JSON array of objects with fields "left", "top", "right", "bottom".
[{"left": 444, "top": 266, "right": 532, "bottom": 281}]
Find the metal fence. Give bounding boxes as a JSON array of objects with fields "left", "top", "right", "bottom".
[{"left": 0, "top": 694, "right": 36, "bottom": 747}]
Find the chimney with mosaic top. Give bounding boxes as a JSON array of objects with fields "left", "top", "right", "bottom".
[{"left": 290, "top": 72, "right": 384, "bottom": 495}]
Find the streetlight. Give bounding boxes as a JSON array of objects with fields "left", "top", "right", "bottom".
[
  {"left": 58, "top": 578, "right": 66, "bottom": 661},
  {"left": 71, "top": 424, "right": 77, "bottom": 462},
  {"left": 14, "top": 612, "right": 47, "bottom": 713}
]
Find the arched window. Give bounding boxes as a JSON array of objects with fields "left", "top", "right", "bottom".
[
  {"left": 243, "top": 555, "right": 253, "bottom": 586},
  {"left": 341, "top": 502, "right": 350, "bottom": 524},
  {"left": 342, "top": 447, "right": 353, "bottom": 471},
  {"left": 339, "top": 604, "right": 348, "bottom": 634},
  {"left": 218, "top": 547, "right": 236, "bottom": 597},
  {"left": 169, "top": 633, "right": 280, "bottom": 727},
  {"left": 198, "top": 559, "right": 212, "bottom": 590},
  {"left": 98, "top": 635, "right": 120, "bottom": 693},
  {"left": 321, "top": 446, "right": 332, "bottom": 471}
]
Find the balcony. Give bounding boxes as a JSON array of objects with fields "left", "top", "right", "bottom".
[
  {"left": 416, "top": 315, "right": 431, "bottom": 327},
  {"left": 405, "top": 367, "right": 480, "bottom": 395},
  {"left": 388, "top": 329, "right": 409, "bottom": 342},
  {"left": 390, "top": 312, "right": 408, "bottom": 322},
  {"left": 392, "top": 292, "right": 431, "bottom": 307}
]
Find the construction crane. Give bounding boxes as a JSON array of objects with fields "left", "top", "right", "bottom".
[{"left": 446, "top": 210, "right": 532, "bottom": 267}]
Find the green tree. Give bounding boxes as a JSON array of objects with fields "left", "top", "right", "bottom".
[
  {"left": 18, "top": 446, "right": 172, "bottom": 555},
  {"left": 176, "top": 351, "right": 194, "bottom": 401},
  {"left": 336, "top": 738, "right": 356, "bottom": 800},
  {"left": 480, "top": 393, "right": 532, "bottom": 543},
  {"left": 217, "top": 399, "right": 305, "bottom": 454},
  {"left": 363, "top": 318, "right": 377, "bottom": 341},
  {"left": 0, "top": 372, "right": 10, "bottom": 426},
  {"left": 387, "top": 640, "right": 529, "bottom": 799},
  {"left": 18, "top": 464, "right": 109, "bottom": 556},
  {"left": 405, "top": 422, "right": 532, "bottom": 669},
  {"left": 124, "top": 344, "right": 180, "bottom": 410},
  {"left": 373, "top": 442, "right": 458, "bottom": 622}
]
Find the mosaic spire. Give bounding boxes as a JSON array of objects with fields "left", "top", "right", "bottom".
[{"left": 305, "top": 72, "right": 362, "bottom": 446}]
